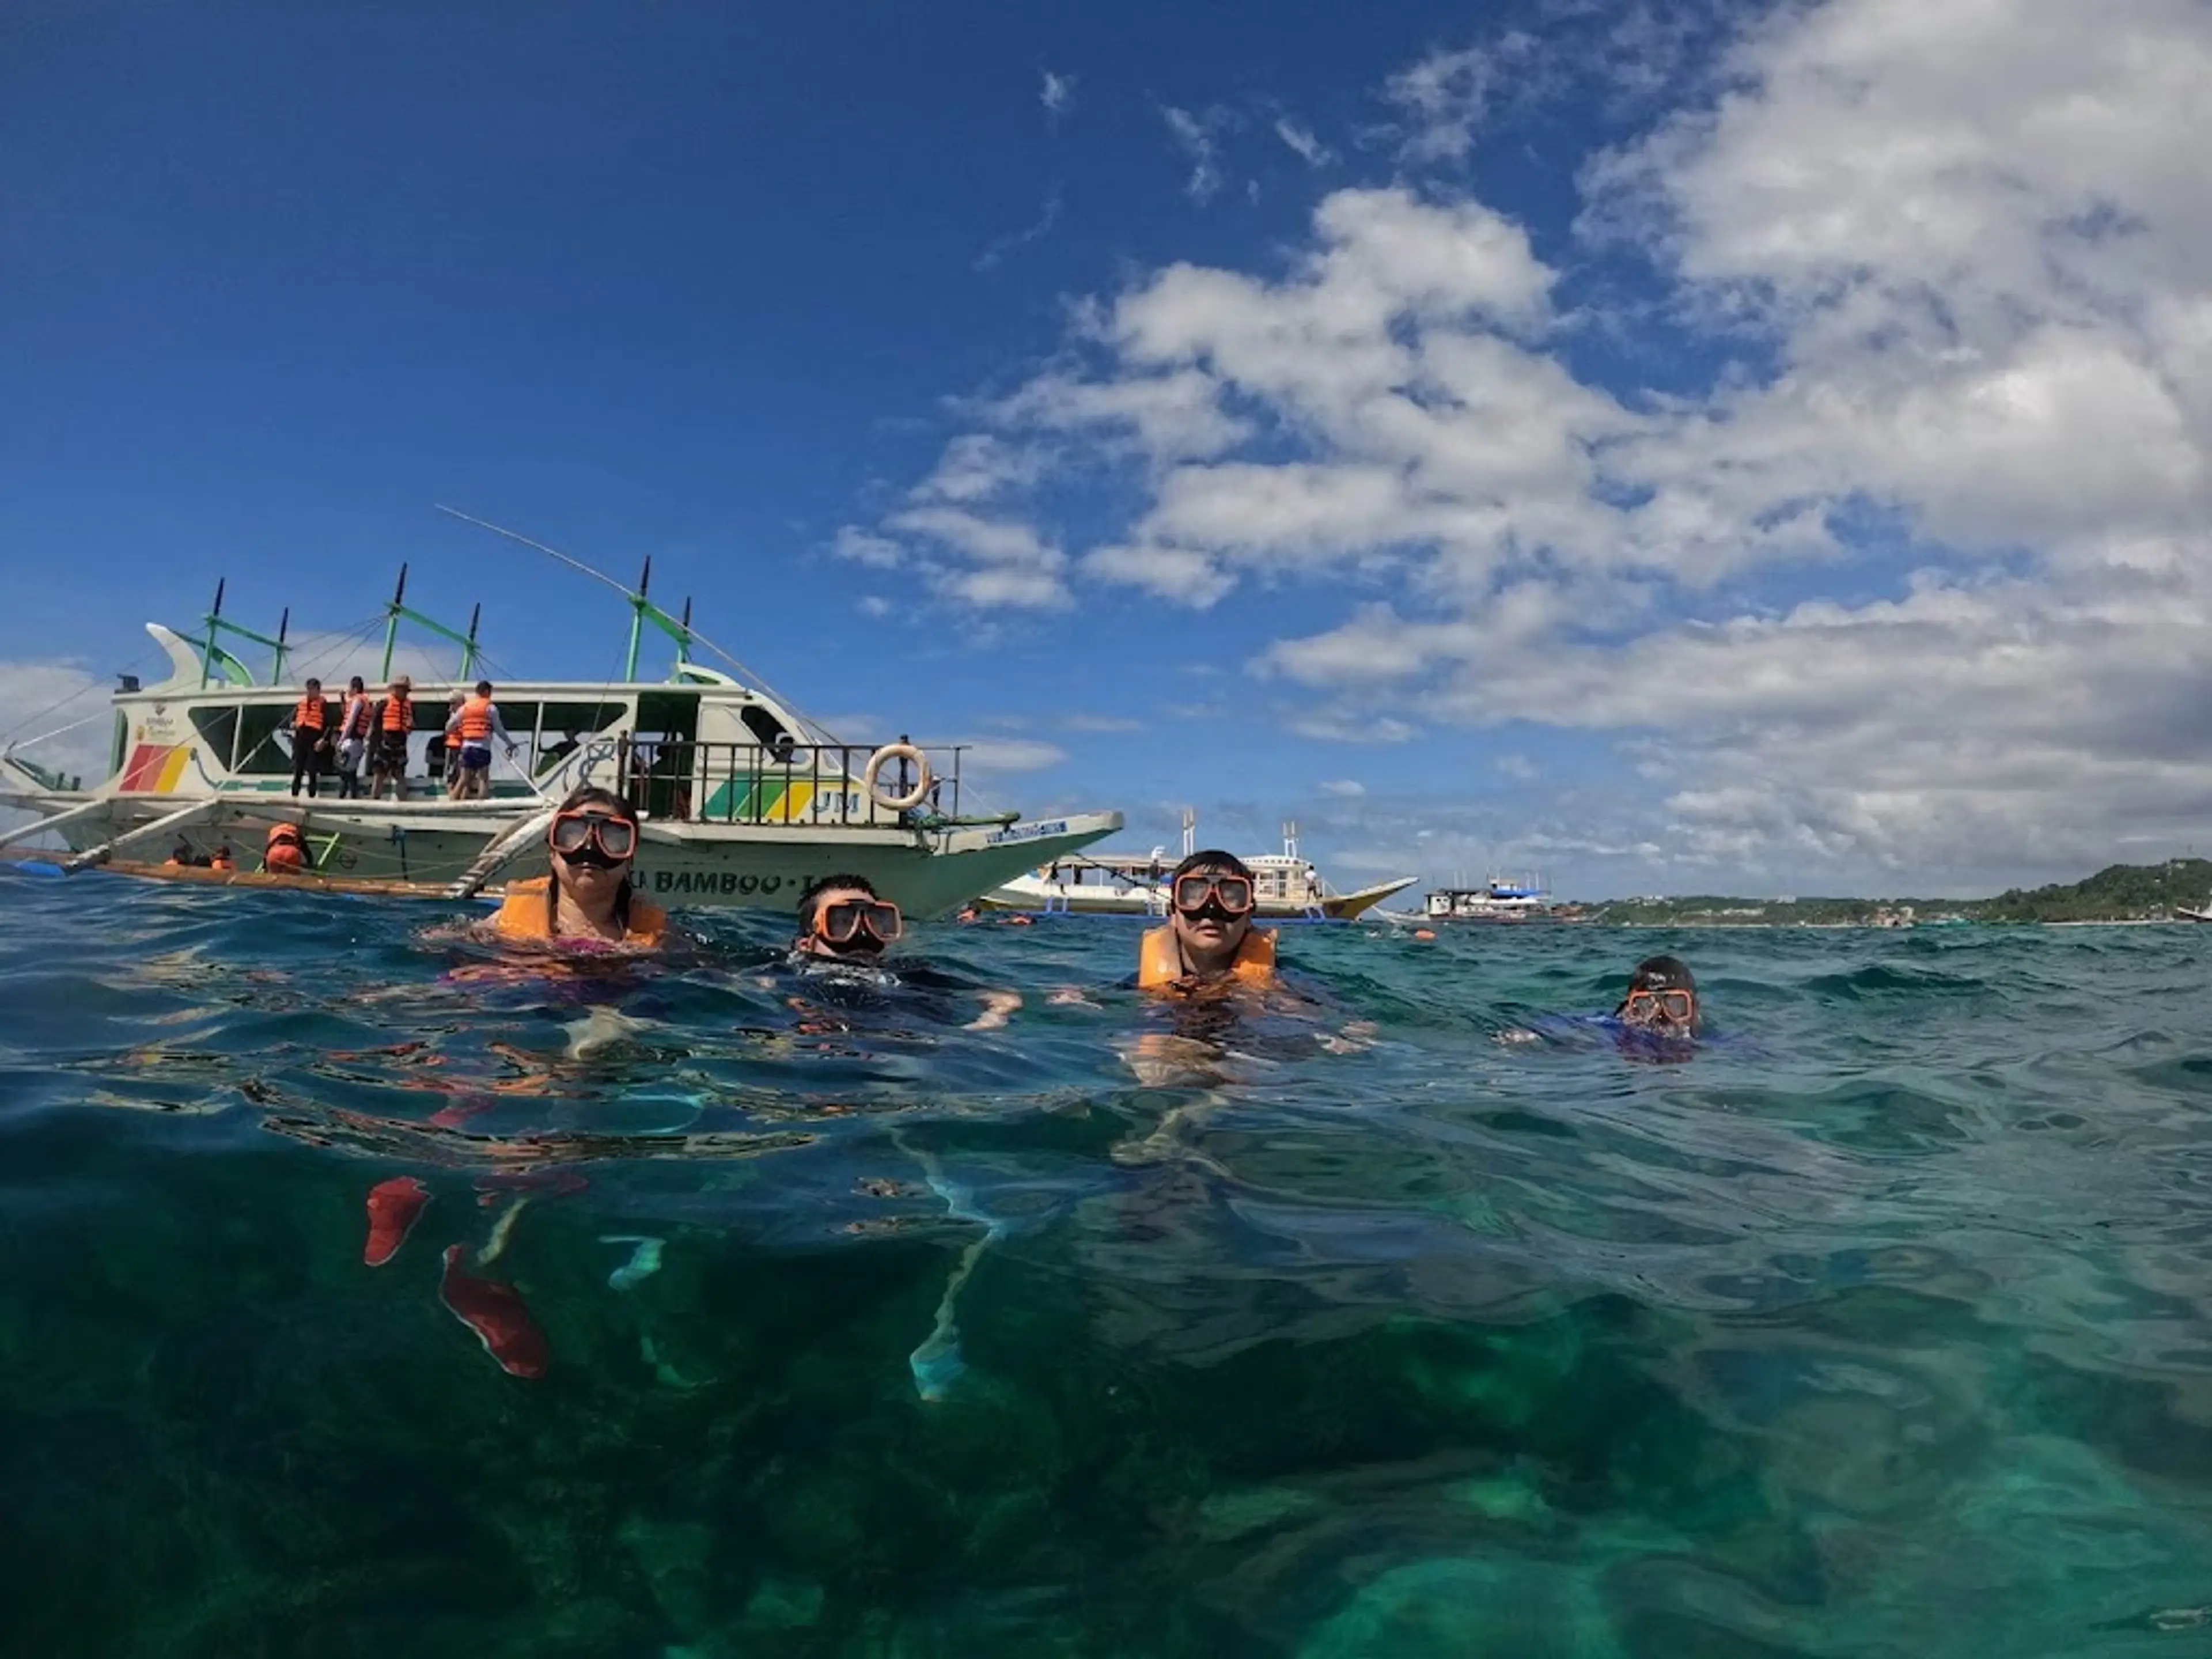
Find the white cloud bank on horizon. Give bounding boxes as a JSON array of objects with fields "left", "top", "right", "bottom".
[{"left": 837, "top": 0, "right": 2212, "bottom": 891}]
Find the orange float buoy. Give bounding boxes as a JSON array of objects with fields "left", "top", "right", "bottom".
[{"left": 1413, "top": 929, "right": 1436, "bottom": 940}]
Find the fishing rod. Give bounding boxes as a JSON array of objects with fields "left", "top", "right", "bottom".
[{"left": 431, "top": 505, "right": 841, "bottom": 743}]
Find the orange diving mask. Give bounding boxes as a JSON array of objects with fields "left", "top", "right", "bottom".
[
  {"left": 816, "top": 898, "right": 903, "bottom": 948},
  {"left": 1622, "top": 987, "right": 1696, "bottom": 1024},
  {"left": 550, "top": 812, "right": 638, "bottom": 862},
  {"left": 1172, "top": 873, "right": 1255, "bottom": 916}
]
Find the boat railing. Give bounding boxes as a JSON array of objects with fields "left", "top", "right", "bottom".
[{"left": 608, "top": 738, "right": 969, "bottom": 827}]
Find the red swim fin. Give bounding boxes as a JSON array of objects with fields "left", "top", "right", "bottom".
[
  {"left": 438, "top": 1245, "right": 550, "bottom": 1378},
  {"left": 362, "top": 1177, "right": 429, "bottom": 1267}
]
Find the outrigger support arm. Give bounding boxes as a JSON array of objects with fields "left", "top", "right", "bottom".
[
  {"left": 444, "top": 806, "right": 558, "bottom": 901},
  {"left": 0, "top": 796, "right": 117, "bottom": 851},
  {"left": 378, "top": 563, "right": 484, "bottom": 682},
  {"left": 62, "top": 797, "right": 222, "bottom": 874}
]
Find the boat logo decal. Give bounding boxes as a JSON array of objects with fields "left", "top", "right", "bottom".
[{"left": 986, "top": 818, "right": 1069, "bottom": 844}]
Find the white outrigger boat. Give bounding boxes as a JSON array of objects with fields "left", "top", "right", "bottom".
[
  {"left": 978, "top": 815, "right": 1414, "bottom": 921},
  {"left": 0, "top": 521, "right": 1120, "bottom": 914},
  {"left": 1423, "top": 875, "right": 1558, "bottom": 922}
]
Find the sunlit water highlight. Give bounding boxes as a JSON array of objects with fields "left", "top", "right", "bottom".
[{"left": 6, "top": 868, "right": 2212, "bottom": 1656}]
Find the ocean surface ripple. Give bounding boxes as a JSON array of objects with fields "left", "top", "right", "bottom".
[{"left": 6, "top": 869, "right": 2212, "bottom": 1657}]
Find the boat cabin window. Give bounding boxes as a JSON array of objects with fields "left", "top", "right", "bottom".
[
  {"left": 189, "top": 706, "right": 240, "bottom": 768},
  {"left": 629, "top": 691, "right": 702, "bottom": 820},
  {"left": 531, "top": 700, "right": 626, "bottom": 777},
  {"left": 739, "top": 703, "right": 797, "bottom": 763},
  {"left": 230, "top": 704, "right": 296, "bottom": 774}
]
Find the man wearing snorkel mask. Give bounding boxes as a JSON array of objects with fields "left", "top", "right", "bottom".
[
  {"left": 1136, "top": 850, "right": 1279, "bottom": 991},
  {"left": 781, "top": 874, "right": 1021, "bottom": 1028}
]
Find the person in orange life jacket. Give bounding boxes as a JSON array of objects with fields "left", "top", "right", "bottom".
[
  {"left": 484, "top": 786, "right": 668, "bottom": 950},
  {"left": 285, "top": 677, "right": 336, "bottom": 798},
  {"left": 333, "top": 675, "right": 374, "bottom": 800},
  {"left": 208, "top": 844, "right": 236, "bottom": 872},
  {"left": 446, "top": 680, "right": 518, "bottom": 802},
  {"left": 369, "top": 676, "right": 414, "bottom": 800},
  {"left": 1135, "top": 850, "right": 1279, "bottom": 992},
  {"left": 263, "top": 821, "right": 310, "bottom": 875}
]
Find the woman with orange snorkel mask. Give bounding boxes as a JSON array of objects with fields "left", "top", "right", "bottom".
[{"left": 486, "top": 785, "right": 668, "bottom": 950}]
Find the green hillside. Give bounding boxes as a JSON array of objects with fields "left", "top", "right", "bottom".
[{"left": 1593, "top": 858, "right": 2212, "bottom": 925}]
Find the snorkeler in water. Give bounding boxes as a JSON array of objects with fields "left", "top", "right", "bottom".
[
  {"left": 1497, "top": 953, "right": 1705, "bottom": 1052},
  {"left": 773, "top": 873, "right": 1020, "bottom": 1031}
]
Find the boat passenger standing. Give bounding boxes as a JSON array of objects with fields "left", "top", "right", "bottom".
[
  {"left": 333, "top": 675, "right": 374, "bottom": 800},
  {"left": 446, "top": 680, "right": 518, "bottom": 802},
  {"left": 427, "top": 691, "right": 464, "bottom": 794},
  {"left": 286, "top": 677, "right": 335, "bottom": 798},
  {"left": 370, "top": 676, "right": 413, "bottom": 800}
]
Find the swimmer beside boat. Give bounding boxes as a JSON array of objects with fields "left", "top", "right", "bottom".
[{"left": 482, "top": 785, "right": 669, "bottom": 951}]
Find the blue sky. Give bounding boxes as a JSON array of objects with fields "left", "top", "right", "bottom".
[{"left": 7, "top": 1, "right": 2211, "bottom": 897}]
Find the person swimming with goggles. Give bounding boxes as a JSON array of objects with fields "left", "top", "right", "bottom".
[
  {"left": 779, "top": 873, "right": 1020, "bottom": 1029},
  {"left": 1495, "top": 952, "right": 1705, "bottom": 1051},
  {"left": 1134, "top": 850, "right": 1279, "bottom": 992},
  {"left": 482, "top": 785, "right": 669, "bottom": 950}
]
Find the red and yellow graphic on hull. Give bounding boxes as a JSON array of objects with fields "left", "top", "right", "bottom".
[{"left": 119, "top": 744, "right": 193, "bottom": 792}]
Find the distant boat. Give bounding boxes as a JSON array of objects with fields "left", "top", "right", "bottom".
[
  {"left": 2175, "top": 904, "right": 2212, "bottom": 922},
  {"left": 1423, "top": 874, "right": 1559, "bottom": 923},
  {"left": 979, "top": 815, "right": 1415, "bottom": 921}
]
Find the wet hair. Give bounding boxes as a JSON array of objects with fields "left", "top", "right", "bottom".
[
  {"left": 1628, "top": 955, "right": 1694, "bottom": 993},
  {"left": 798, "top": 872, "right": 878, "bottom": 931},
  {"left": 1171, "top": 849, "right": 1255, "bottom": 885},
  {"left": 544, "top": 785, "right": 640, "bottom": 930},
  {"left": 1616, "top": 954, "right": 1696, "bottom": 1020}
]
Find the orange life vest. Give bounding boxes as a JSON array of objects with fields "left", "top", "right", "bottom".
[
  {"left": 380, "top": 694, "right": 412, "bottom": 733},
  {"left": 490, "top": 876, "right": 667, "bottom": 949},
  {"left": 1137, "top": 925, "right": 1278, "bottom": 990},
  {"left": 209, "top": 851, "right": 235, "bottom": 871},
  {"left": 266, "top": 823, "right": 306, "bottom": 850},
  {"left": 458, "top": 695, "right": 494, "bottom": 742},
  {"left": 339, "top": 695, "right": 374, "bottom": 739},
  {"left": 294, "top": 696, "right": 328, "bottom": 732}
]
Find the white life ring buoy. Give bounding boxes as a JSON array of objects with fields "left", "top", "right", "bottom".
[{"left": 863, "top": 743, "right": 931, "bottom": 812}]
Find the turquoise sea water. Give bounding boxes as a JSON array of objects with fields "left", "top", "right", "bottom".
[{"left": 7, "top": 870, "right": 2212, "bottom": 1657}]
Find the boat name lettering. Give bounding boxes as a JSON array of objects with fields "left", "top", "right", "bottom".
[
  {"left": 643, "top": 870, "right": 786, "bottom": 897},
  {"left": 987, "top": 819, "right": 1068, "bottom": 844}
]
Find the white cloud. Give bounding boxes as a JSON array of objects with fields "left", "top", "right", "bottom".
[
  {"left": 955, "top": 737, "right": 1070, "bottom": 774},
  {"left": 1382, "top": 35, "right": 1541, "bottom": 162},
  {"left": 840, "top": 0, "right": 2212, "bottom": 885},
  {"left": 1162, "top": 105, "right": 1233, "bottom": 203},
  {"left": 1274, "top": 118, "right": 1334, "bottom": 168},
  {"left": 1320, "top": 778, "right": 1366, "bottom": 797},
  {"left": 0, "top": 658, "right": 113, "bottom": 790},
  {"left": 1060, "top": 712, "right": 1146, "bottom": 733},
  {"left": 974, "top": 187, "right": 1063, "bottom": 273},
  {"left": 834, "top": 526, "right": 906, "bottom": 569},
  {"left": 859, "top": 595, "right": 892, "bottom": 618},
  {"left": 1040, "top": 70, "right": 1075, "bottom": 122}
]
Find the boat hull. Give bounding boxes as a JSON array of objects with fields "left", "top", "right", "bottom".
[
  {"left": 978, "top": 872, "right": 1415, "bottom": 920},
  {"left": 2, "top": 792, "right": 1122, "bottom": 915}
]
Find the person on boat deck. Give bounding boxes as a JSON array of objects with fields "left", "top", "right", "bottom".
[
  {"left": 1135, "top": 850, "right": 1279, "bottom": 994},
  {"left": 285, "top": 677, "right": 335, "bottom": 799},
  {"left": 425, "top": 691, "right": 463, "bottom": 791},
  {"left": 783, "top": 873, "right": 1020, "bottom": 1029},
  {"left": 333, "top": 675, "right": 373, "bottom": 800},
  {"left": 446, "top": 680, "right": 519, "bottom": 802},
  {"left": 483, "top": 785, "right": 668, "bottom": 950},
  {"left": 370, "top": 676, "right": 414, "bottom": 800}
]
